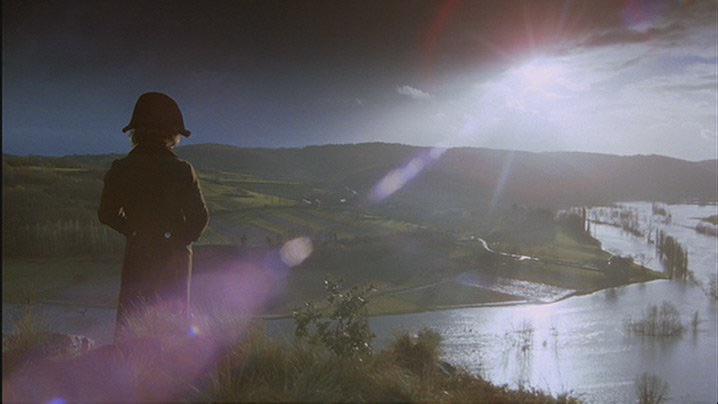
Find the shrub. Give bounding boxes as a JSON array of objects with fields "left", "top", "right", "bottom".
[
  {"left": 202, "top": 330, "right": 419, "bottom": 402},
  {"left": 389, "top": 328, "right": 442, "bottom": 377},
  {"left": 625, "top": 302, "right": 684, "bottom": 337},
  {"left": 635, "top": 372, "right": 670, "bottom": 404},
  {"left": 293, "top": 279, "right": 375, "bottom": 357}
]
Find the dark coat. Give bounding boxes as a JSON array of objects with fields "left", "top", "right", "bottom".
[{"left": 98, "top": 144, "right": 209, "bottom": 336}]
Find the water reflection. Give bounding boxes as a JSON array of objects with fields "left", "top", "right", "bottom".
[{"left": 361, "top": 203, "right": 717, "bottom": 403}]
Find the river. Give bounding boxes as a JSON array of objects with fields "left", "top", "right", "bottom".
[{"left": 3, "top": 202, "right": 717, "bottom": 403}]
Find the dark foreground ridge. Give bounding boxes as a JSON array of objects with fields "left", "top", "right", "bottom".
[{"left": 3, "top": 318, "right": 578, "bottom": 403}]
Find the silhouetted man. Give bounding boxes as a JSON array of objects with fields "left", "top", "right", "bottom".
[{"left": 99, "top": 92, "right": 209, "bottom": 341}]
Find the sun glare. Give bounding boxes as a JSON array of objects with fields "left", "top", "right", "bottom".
[
  {"left": 473, "top": 57, "right": 580, "bottom": 117},
  {"left": 280, "top": 237, "right": 313, "bottom": 267},
  {"left": 512, "top": 59, "right": 569, "bottom": 95}
]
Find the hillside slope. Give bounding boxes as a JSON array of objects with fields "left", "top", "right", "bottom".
[
  {"left": 5, "top": 143, "right": 715, "bottom": 229},
  {"left": 172, "top": 143, "right": 717, "bottom": 206}
]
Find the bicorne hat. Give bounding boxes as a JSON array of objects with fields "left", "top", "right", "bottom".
[{"left": 122, "top": 92, "right": 191, "bottom": 137}]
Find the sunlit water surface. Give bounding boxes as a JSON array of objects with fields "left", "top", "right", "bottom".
[{"left": 271, "top": 202, "right": 718, "bottom": 403}]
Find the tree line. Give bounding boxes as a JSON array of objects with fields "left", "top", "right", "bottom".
[{"left": 655, "top": 229, "right": 689, "bottom": 280}]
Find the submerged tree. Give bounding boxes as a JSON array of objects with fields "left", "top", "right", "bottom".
[
  {"left": 556, "top": 207, "right": 595, "bottom": 244},
  {"left": 625, "top": 301, "right": 684, "bottom": 337},
  {"left": 655, "top": 230, "right": 689, "bottom": 280},
  {"left": 635, "top": 372, "right": 670, "bottom": 404}
]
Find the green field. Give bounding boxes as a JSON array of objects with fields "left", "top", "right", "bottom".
[{"left": 2, "top": 258, "right": 121, "bottom": 307}]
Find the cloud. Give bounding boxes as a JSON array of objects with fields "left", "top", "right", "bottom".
[
  {"left": 397, "top": 85, "right": 432, "bottom": 100},
  {"left": 616, "top": 55, "right": 645, "bottom": 70},
  {"left": 653, "top": 82, "right": 718, "bottom": 93},
  {"left": 577, "top": 1, "right": 717, "bottom": 50},
  {"left": 581, "top": 23, "right": 684, "bottom": 48}
]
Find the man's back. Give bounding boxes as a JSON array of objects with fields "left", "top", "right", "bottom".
[{"left": 99, "top": 144, "right": 208, "bottom": 246}]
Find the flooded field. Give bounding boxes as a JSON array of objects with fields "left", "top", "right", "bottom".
[{"left": 270, "top": 202, "right": 718, "bottom": 403}]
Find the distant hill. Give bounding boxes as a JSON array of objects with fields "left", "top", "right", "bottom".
[
  {"left": 174, "top": 144, "right": 716, "bottom": 225},
  {"left": 6, "top": 142, "right": 716, "bottom": 213}
]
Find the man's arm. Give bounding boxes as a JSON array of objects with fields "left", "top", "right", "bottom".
[{"left": 98, "top": 161, "right": 130, "bottom": 235}]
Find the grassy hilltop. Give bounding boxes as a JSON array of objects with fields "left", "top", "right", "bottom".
[{"left": 2, "top": 281, "right": 579, "bottom": 403}]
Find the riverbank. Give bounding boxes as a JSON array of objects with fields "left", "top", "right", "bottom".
[
  {"left": 3, "top": 236, "right": 663, "bottom": 326},
  {"left": 348, "top": 275, "right": 666, "bottom": 319},
  {"left": 3, "top": 274, "right": 664, "bottom": 326}
]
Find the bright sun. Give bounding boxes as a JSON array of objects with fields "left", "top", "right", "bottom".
[{"left": 513, "top": 59, "right": 567, "bottom": 93}]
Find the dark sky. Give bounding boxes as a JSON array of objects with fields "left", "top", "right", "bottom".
[{"left": 3, "top": 0, "right": 716, "bottom": 159}]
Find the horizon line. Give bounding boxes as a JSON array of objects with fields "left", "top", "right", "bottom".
[{"left": 2, "top": 141, "right": 717, "bottom": 163}]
